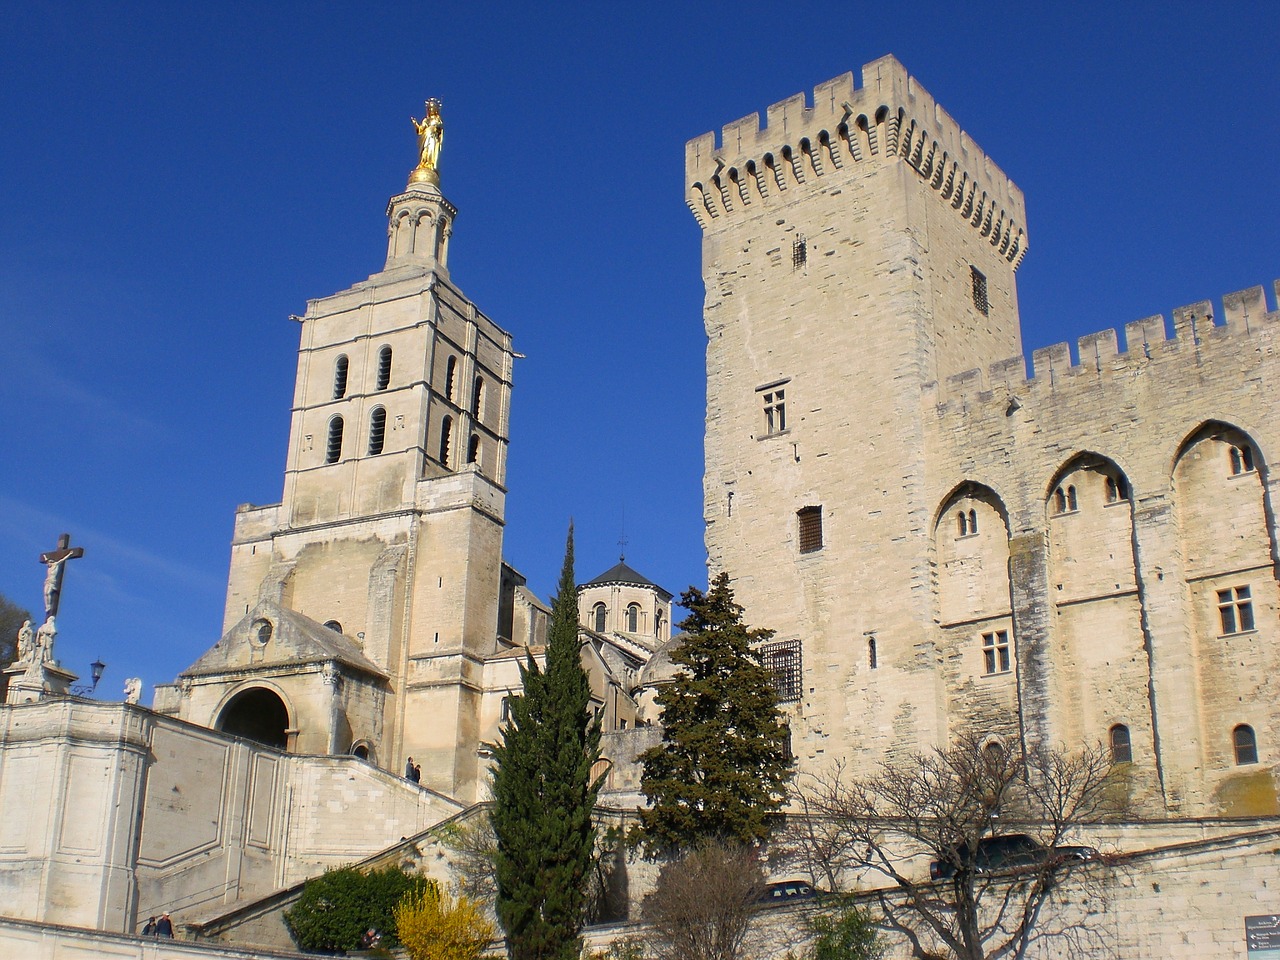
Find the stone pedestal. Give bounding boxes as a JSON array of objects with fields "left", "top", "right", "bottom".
[{"left": 4, "top": 661, "right": 77, "bottom": 704}]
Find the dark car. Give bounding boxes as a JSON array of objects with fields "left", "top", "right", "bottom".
[
  {"left": 929, "top": 833, "right": 1097, "bottom": 880},
  {"left": 758, "top": 878, "right": 819, "bottom": 905}
]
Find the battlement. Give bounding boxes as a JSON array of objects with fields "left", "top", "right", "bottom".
[
  {"left": 929, "top": 281, "right": 1280, "bottom": 411},
  {"left": 685, "top": 55, "right": 1028, "bottom": 267}
]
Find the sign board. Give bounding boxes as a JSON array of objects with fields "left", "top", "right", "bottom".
[{"left": 1247, "top": 915, "right": 1280, "bottom": 958}]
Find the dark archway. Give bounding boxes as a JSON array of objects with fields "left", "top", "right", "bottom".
[{"left": 217, "top": 687, "right": 290, "bottom": 749}]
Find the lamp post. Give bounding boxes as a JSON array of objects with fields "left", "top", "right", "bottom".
[{"left": 71, "top": 658, "right": 106, "bottom": 697}]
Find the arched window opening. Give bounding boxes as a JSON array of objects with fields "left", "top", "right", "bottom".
[
  {"left": 467, "top": 433, "right": 480, "bottom": 464},
  {"left": 626, "top": 603, "right": 639, "bottom": 632},
  {"left": 323, "top": 620, "right": 343, "bottom": 635},
  {"left": 1105, "top": 475, "right": 1130, "bottom": 503},
  {"left": 957, "top": 511, "right": 968, "bottom": 536},
  {"left": 445, "top": 356, "right": 457, "bottom": 400},
  {"left": 351, "top": 742, "right": 370, "bottom": 761},
  {"left": 868, "top": 637, "right": 878, "bottom": 670},
  {"left": 253, "top": 619, "right": 273, "bottom": 645},
  {"left": 368, "top": 407, "right": 387, "bottom": 456},
  {"left": 593, "top": 603, "right": 607, "bottom": 633},
  {"left": 1230, "top": 444, "right": 1256, "bottom": 475},
  {"left": 376, "top": 346, "right": 393, "bottom": 390},
  {"left": 333, "top": 355, "right": 349, "bottom": 399},
  {"left": 472, "top": 377, "right": 484, "bottom": 418},
  {"left": 1234, "top": 724, "right": 1259, "bottom": 765},
  {"left": 655, "top": 610, "right": 665, "bottom": 638},
  {"left": 438, "top": 416, "right": 453, "bottom": 466},
  {"left": 982, "top": 739, "right": 1006, "bottom": 767},
  {"left": 968, "top": 508, "right": 977, "bottom": 534},
  {"left": 217, "top": 687, "right": 289, "bottom": 750},
  {"left": 325, "top": 417, "right": 344, "bottom": 464},
  {"left": 1110, "top": 724, "right": 1133, "bottom": 764},
  {"left": 1067, "top": 485, "right": 1078, "bottom": 511}
]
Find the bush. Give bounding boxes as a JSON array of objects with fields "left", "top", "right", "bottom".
[
  {"left": 808, "top": 902, "right": 886, "bottom": 960},
  {"left": 284, "top": 865, "right": 430, "bottom": 952},
  {"left": 395, "top": 880, "right": 495, "bottom": 960}
]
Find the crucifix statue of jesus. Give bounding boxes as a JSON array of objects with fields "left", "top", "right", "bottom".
[{"left": 39, "top": 533, "right": 84, "bottom": 620}]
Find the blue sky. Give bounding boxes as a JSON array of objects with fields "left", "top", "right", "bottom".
[{"left": 1, "top": 2, "right": 1277, "bottom": 700}]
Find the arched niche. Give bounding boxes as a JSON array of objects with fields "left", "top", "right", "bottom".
[
  {"left": 1045, "top": 453, "right": 1137, "bottom": 603},
  {"left": 934, "top": 481, "right": 1012, "bottom": 627},
  {"left": 216, "top": 686, "right": 292, "bottom": 750}
]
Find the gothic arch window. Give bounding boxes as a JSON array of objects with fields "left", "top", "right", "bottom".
[
  {"left": 467, "top": 433, "right": 480, "bottom": 465},
  {"left": 376, "top": 346, "right": 393, "bottom": 390},
  {"left": 1052, "top": 485, "right": 1078, "bottom": 514},
  {"left": 438, "top": 415, "right": 453, "bottom": 466},
  {"left": 1105, "top": 475, "right": 1130, "bottom": 503},
  {"left": 593, "top": 602, "right": 607, "bottom": 633},
  {"left": 1110, "top": 724, "right": 1132, "bottom": 764},
  {"left": 333, "top": 355, "right": 349, "bottom": 399},
  {"left": 1230, "top": 443, "right": 1256, "bottom": 476},
  {"left": 472, "top": 377, "right": 485, "bottom": 418},
  {"left": 368, "top": 407, "right": 387, "bottom": 455},
  {"left": 325, "top": 416, "right": 344, "bottom": 464},
  {"left": 934, "top": 482, "right": 1012, "bottom": 628},
  {"left": 626, "top": 603, "right": 640, "bottom": 632},
  {"left": 1234, "top": 724, "right": 1259, "bottom": 765},
  {"left": 957, "top": 508, "right": 978, "bottom": 537},
  {"left": 445, "top": 356, "right": 457, "bottom": 401}
]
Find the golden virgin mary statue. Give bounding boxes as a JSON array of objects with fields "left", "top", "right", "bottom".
[{"left": 410, "top": 99, "right": 444, "bottom": 185}]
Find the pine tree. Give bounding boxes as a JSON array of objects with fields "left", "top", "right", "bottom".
[
  {"left": 637, "top": 572, "right": 794, "bottom": 855},
  {"left": 490, "top": 525, "right": 602, "bottom": 960}
]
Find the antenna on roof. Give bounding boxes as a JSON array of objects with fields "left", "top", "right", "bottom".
[{"left": 618, "top": 508, "right": 628, "bottom": 562}]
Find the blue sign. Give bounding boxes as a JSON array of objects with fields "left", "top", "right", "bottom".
[{"left": 1247, "top": 915, "right": 1280, "bottom": 958}]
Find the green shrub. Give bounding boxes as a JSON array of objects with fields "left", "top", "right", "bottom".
[
  {"left": 284, "top": 864, "right": 431, "bottom": 952},
  {"left": 808, "top": 902, "right": 886, "bottom": 960}
]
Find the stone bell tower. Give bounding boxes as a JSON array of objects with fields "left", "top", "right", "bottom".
[{"left": 167, "top": 101, "right": 516, "bottom": 802}]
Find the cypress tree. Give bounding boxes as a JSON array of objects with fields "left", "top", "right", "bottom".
[
  {"left": 637, "top": 572, "right": 794, "bottom": 855},
  {"left": 490, "top": 525, "right": 602, "bottom": 960}
]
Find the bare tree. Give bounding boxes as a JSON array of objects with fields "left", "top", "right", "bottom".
[
  {"left": 793, "top": 735, "right": 1117, "bottom": 960},
  {"left": 642, "top": 841, "right": 767, "bottom": 960}
]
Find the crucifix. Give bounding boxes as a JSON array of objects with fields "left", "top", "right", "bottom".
[{"left": 39, "top": 533, "right": 84, "bottom": 620}]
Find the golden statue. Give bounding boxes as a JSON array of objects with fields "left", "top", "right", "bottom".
[{"left": 410, "top": 99, "right": 444, "bottom": 185}]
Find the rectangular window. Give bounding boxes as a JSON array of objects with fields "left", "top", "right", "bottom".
[
  {"left": 760, "top": 387, "right": 787, "bottom": 435},
  {"left": 760, "top": 639, "right": 802, "bottom": 702},
  {"left": 798, "top": 506, "right": 823, "bottom": 554},
  {"left": 792, "top": 235, "right": 807, "bottom": 269},
  {"left": 982, "top": 630, "right": 1011, "bottom": 675},
  {"left": 971, "top": 266, "right": 990, "bottom": 316},
  {"left": 1217, "top": 585, "right": 1254, "bottom": 634}
]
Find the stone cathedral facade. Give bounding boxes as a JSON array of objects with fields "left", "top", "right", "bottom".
[{"left": 687, "top": 54, "right": 1279, "bottom": 816}]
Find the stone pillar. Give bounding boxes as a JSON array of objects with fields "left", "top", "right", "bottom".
[{"left": 1008, "top": 530, "right": 1054, "bottom": 753}]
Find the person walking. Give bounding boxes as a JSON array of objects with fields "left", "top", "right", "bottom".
[{"left": 156, "top": 913, "right": 174, "bottom": 938}]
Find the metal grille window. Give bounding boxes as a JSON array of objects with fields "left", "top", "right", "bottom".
[
  {"left": 1217, "top": 585, "right": 1254, "bottom": 634},
  {"left": 982, "top": 629, "right": 1011, "bottom": 674},
  {"left": 792, "top": 235, "right": 807, "bottom": 269},
  {"left": 325, "top": 416, "right": 344, "bottom": 464},
  {"left": 798, "top": 506, "right": 823, "bottom": 554},
  {"left": 333, "top": 355, "right": 349, "bottom": 399},
  {"left": 368, "top": 407, "right": 386, "bottom": 455},
  {"left": 970, "top": 266, "right": 989, "bottom": 315},
  {"left": 760, "top": 638, "right": 802, "bottom": 702},
  {"left": 376, "top": 346, "right": 393, "bottom": 390}
]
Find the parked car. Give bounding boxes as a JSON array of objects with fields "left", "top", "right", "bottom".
[
  {"left": 929, "top": 833, "right": 1098, "bottom": 880},
  {"left": 759, "top": 878, "right": 820, "bottom": 904}
]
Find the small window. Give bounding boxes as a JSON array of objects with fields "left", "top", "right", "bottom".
[
  {"left": 333, "top": 355, "right": 349, "bottom": 399},
  {"left": 323, "top": 620, "right": 343, "bottom": 634},
  {"left": 760, "top": 638, "right": 802, "bottom": 702},
  {"left": 868, "top": 636, "right": 878, "bottom": 670},
  {"left": 500, "top": 696, "right": 512, "bottom": 722},
  {"left": 957, "top": 508, "right": 978, "bottom": 537},
  {"left": 626, "top": 603, "right": 639, "bottom": 632},
  {"left": 376, "top": 346, "right": 393, "bottom": 390},
  {"left": 1217, "top": 585, "right": 1254, "bottom": 634},
  {"left": 1230, "top": 444, "right": 1256, "bottom": 476},
  {"left": 970, "top": 266, "right": 989, "bottom": 316},
  {"left": 253, "top": 619, "right": 273, "bottom": 645},
  {"left": 439, "top": 415, "right": 453, "bottom": 466},
  {"left": 472, "top": 377, "right": 485, "bottom": 418},
  {"left": 368, "top": 407, "right": 387, "bottom": 455},
  {"left": 655, "top": 610, "right": 665, "bottom": 638},
  {"left": 445, "top": 356, "right": 457, "bottom": 401},
  {"left": 792, "top": 235, "right": 807, "bottom": 269},
  {"left": 325, "top": 416, "right": 344, "bottom": 464},
  {"left": 1052, "top": 485, "right": 1077, "bottom": 514},
  {"left": 982, "top": 630, "right": 1011, "bottom": 675},
  {"left": 1105, "top": 476, "right": 1129, "bottom": 503},
  {"left": 467, "top": 433, "right": 480, "bottom": 464},
  {"left": 761, "top": 387, "right": 787, "bottom": 435},
  {"left": 593, "top": 602, "right": 607, "bottom": 633},
  {"left": 798, "top": 505, "right": 823, "bottom": 554},
  {"left": 1110, "top": 724, "right": 1132, "bottom": 764},
  {"left": 1234, "top": 724, "right": 1258, "bottom": 765}
]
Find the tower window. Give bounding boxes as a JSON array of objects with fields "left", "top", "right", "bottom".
[
  {"left": 1230, "top": 444, "right": 1255, "bottom": 475},
  {"left": 376, "top": 346, "right": 393, "bottom": 390},
  {"left": 445, "top": 356, "right": 457, "bottom": 401},
  {"left": 760, "top": 638, "right": 802, "bottom": 703},
  {"left": 1109, "top": 724, "right": 1132, "bottom": 764},
  {"left": 982, "top": 630, "right": 1011, "bottom": 675},
  {"left": 253, "top": 619, "right": 273, "bottom": 645},
  {"left": 957, "top": 508, "right": 978, "bottom": 537},
  {"left": 368, "top": 407, "right": 387, "bottom": 455},
  {"left": 798, "top": 505, "right": 823, "bottom": 554},
  {"left": 1105, "top": 476, "right": 1129, "bottom": 503},
  {"left": 467, "top": 433, "right": 480, "bottom": 464},
  {"left": 323, "top": 620, "right": 343, "bottom": 635},
  {"left": 439, "top": 415, "right": 453, "bottom": 466},
  {"left": 1234, "top": 724, "right": 1258, "bottom": 765},
  {"left": 1217, "top": 585, "right": 1254, "bottom": 634},
  {"left": 472, "top": 377, "right": 485, "bottom": 418},
  {"left": 759, "top": 384, "right": 788, "bottom": 435},
  {"left": 325, "top": 416, "right": 344, "bottom": 464},
  {"left": 792, "top": 235, "right": 807, "bottom": 270},
  {"left": 593, "top": 603, "right": 607, "bottom": 633},
  {"left": 333, "top": 355, "right": 349, "bottom": 399},
  {"left": 970, "top": 266, "right": 989, "bottom": 316},
  {"left": 626, "top": 603, "right": 639, "bottom": 632},
  {"left": 868, "top": 636, "right": 878, "bottom": 670},
  {"left": 1052, "top": 485, "right": 1078, "bottom": 514}
]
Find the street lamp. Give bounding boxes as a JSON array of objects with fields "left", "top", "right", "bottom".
[{"left": 71, "top": 658, "right": 106, "bottom": 697}]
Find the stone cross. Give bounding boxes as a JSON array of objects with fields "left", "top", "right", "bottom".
[{"left": 39, "top": 533, "right": 84, "bottom": 620}]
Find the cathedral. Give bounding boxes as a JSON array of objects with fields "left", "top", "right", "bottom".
[{"left": 0, "top": 55, "right": 1277, "bottom": 956}]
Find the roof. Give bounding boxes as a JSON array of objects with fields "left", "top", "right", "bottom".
[{"left": 580, "top": 560, "right": 673, "bottom": 600}]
